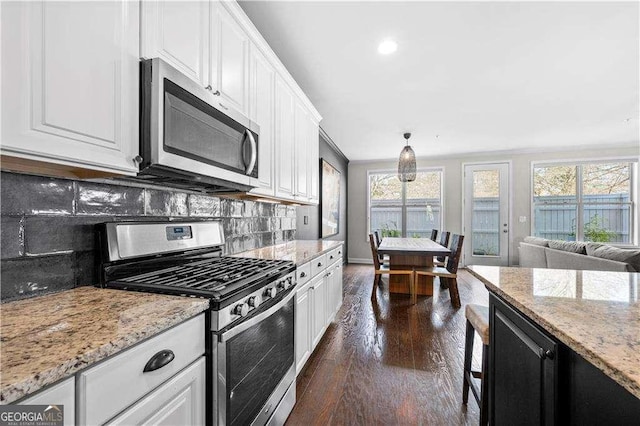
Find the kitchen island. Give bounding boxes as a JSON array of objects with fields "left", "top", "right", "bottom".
[{"left": 468, "top": 265, "right": 640, "bottom": 424}]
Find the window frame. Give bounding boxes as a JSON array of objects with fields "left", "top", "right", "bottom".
[
  {"left": 530, "top": 158, "right": 637, "bottom": 245},
  {"left": 367, "top": 167, "right": 445, "bottom": 240}
]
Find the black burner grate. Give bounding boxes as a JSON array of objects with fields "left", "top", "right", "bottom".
[{"left": 114, "top": 256, "right": 294, "bottom": 299}]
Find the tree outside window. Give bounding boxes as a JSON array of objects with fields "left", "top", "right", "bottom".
[
  {"left": 369, "top": 169, "right": 443, "bottom": 238},
  {"left": 533, "top": 162, "right": 634, "bottom": 243}
]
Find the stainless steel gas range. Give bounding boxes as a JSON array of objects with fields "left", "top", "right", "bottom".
[{"left": 98, "top": 221, "right": 296, "bottom": 426}]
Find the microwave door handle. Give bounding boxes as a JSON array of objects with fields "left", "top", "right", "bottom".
[{"left": 243, "top": 130, "right": 257, "bottom": 175}]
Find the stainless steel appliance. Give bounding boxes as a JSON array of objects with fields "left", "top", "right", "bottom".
[
  {"left": 99, "top": 221, "right": 296, "bottom": 426},
  {"left": 139, "top": 58, "right": 260, "bottom": 192}
]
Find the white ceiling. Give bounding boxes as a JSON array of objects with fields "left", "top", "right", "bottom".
[{"left": 238, "top": 1, "right": 639, "bottom": 162}]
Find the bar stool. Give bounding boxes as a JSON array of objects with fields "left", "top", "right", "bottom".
[{"left": 463, "top": 304, "right": 489, "bottom": 425}]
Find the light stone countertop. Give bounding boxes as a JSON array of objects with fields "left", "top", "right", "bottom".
[
  {"left": 233, "top": 240, "right": 343, "bottom": 265},
  {"left": 467, "top": 265, "right": 640, "bottom": 399},
  {"left": 0, "top": 287, "right": 209, "bottom": 404}
]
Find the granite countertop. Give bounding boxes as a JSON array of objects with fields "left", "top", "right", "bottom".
[
  {"left": 0, "top": 287, "right": 209, "bottom": 404},
  {"left": 233, "top": 240, "right": 343, "bottom": 265},
  {"left": 467, "top": 265, "right": 640, "bottom": 399}
]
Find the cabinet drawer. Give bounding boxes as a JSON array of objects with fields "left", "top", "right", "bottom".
[
  {"left": 77, "top": 314, "right": 205, "bottom": 425},
  {"left": 326, "top": 246, "right": 343, "bottom": 265},
  {"left": 311, "top": 254, "right": 327, "bottom": 277},
  {"left": 297, "top": 262, "right": 311, "bottom": 285},
  {"left": 107, "top": 357, "right": 205, "bottom": 426}
]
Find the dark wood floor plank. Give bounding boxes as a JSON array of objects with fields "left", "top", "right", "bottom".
[{"left": 287, "top": 264, "right": 489, "bottom": 426}]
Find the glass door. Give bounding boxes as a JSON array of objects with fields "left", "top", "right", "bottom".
[{"left": 464, "top": 163, "right": 510, "bottom": 265}]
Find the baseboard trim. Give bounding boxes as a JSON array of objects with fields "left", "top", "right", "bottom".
[{"left": 348, "top": 258, "right": 373, "bottom": 264}]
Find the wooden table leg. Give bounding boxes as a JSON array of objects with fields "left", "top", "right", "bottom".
[{"left": 388, "top": 254, "right": 434, "bottom": 296}]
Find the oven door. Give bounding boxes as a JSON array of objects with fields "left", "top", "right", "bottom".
[{"left": 214, "top": 289, "right": 295, "bottom": 426}]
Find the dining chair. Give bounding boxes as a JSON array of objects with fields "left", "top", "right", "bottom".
[
  {"left": 414, "top": 234, "right": 464, "bottom": 307},
  {"left": 373, "top": 231, "right": 382, "bottom": 247},
  {"left": 373, "top": 230, "right": 388, "bottom": 265},
  {"left": 434, "top": 231, "right": 451, "bottom": 267},
  {"left": 430, "top": 229, "right": 438, "bottom": 241},
  {"left": 369, "top": 234, "right": 415, "bottom": 301}
]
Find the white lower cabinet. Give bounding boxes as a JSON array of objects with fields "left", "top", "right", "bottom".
[
  {"left": 77, "top": 314, "right": 205, "bottom": 425},
  {"left": 295, "top": 280, "right": 312, "bottom": 373},
  {"left": 295, "top": 245, "right": 344, "bottom": 375},
  {"left": 310, "top": 273, "right": 327, "bottom": 349},
  {"left": 20, "top": 377, "right": 75, "bottom": 426},
  {"left": 107, "top": 357, "right": 205, "bottom": 426}
]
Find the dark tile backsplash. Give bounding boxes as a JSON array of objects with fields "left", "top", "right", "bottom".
[{"left": 1, "top": 171, "right": 296, "bottom": 302}]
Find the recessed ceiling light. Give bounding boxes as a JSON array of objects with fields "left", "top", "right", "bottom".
[{"left": 378, "top": 39, "right": 397, "bottom": 55}]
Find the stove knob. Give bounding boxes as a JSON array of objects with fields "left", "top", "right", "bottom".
[
  {"left": 286, "top": 276, "right": 293, "bottom": 286},
  {"left": 265, "top": 287, "right": 277, "bottom": 298},
  {"left": 279, "top": 280, "right": 290, "bottom": 290},
  {"left": 233, "top": 303, "right": 249, "bottom": 317},
  {"left": 248, "top": 295, "right": 261, "bottom": 308}
]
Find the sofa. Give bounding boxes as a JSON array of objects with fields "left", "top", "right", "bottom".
[{"left": 519, "top": 237, "right": 640, "bottom": 272}]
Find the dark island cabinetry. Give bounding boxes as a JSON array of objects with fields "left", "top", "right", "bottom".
[
  {"left": 490, "top": 294, "right": 558, "bottom": 425},
  {"left": 489, "top": 294, "right": 640, "bottom": 425}
]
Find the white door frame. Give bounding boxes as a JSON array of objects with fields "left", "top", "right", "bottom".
[{"left": 462, "top": 161, "right": 513, "bottom": 266}]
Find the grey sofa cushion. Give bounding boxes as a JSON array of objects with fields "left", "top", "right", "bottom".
[
  {"left": 548, "top": 240, "right": 587, "bottom": 254},
  {"left": 545, "top": 248, "right": 634, "bottom": 272},
  {"left": 523, "top": 236, "right": 549, "bottom": 247},
  {"left": 585, "top": 244, "right": 640, "bottom": 272}
]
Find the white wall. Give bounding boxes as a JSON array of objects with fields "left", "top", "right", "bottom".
[{"left": 347, "top": 144, "right": 640, "bottom": 265}]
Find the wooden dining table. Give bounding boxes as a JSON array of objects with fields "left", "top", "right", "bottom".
[{"left": 378, "top": 237, "right": 451, "bottom": 296}]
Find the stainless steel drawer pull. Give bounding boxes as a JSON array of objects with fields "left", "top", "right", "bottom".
[
  {"left": 300, "top": 272, "right": 306, "bottom": 277},
  {"left": 317, "top": 262, "right": 322, "bottom": 267},
  {"left": 143, "top": 349, "right": 175, "bottom": 373},
  {"left": 330, "top": 255, "right": 334, "bottom": 260}
]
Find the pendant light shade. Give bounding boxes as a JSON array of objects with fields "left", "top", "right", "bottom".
[{"left": 398, "top": 132, "right": 416, "bottom": 182}]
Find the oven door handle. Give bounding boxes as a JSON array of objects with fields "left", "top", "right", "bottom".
[{"left": 219, "top": 288, "right": 295, "bottom": 342}]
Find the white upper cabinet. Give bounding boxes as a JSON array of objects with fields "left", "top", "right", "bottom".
[
  {"left": 140, "top": 0, "right": 210, "bottom": 87},
  {"left": 309, "top": 120, "right": 320, "bottom": 203},
  {"left": 294, "top": 99, "right": 310, "bottom": 199},
  {"left": 274, "top": 76, "right": 295, "bottom": 198},
  {"left": 248, "top": 44, "right": 276, "bottom": 196},
  {"left": 210, "top": 2, "right": 249, "bottom": 115},
  {"left": 1, "top": 1, "right": 140, "bottom": 175}
]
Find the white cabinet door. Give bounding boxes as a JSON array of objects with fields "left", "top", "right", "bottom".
[
  {"left": 107, "top": 358, "right": 205, "bottom": 426},
  {"left": 140, "top": 0, "right": 209, "bottom": 87},
  {"left": 310, "top": 273, "right": 327, "bottom": 349},
  {"left": 332, "top": 262, "right": 344, "bottom": 318},
  {"left": 1, "top": 1, "right": 139, "bottom": 175},
  {"left": 308, "top": 119, "right": 320, "bottom": 204},
  {"left": 274, "top": 76, "right": 295, "bottom": 199},
  {"left": 294, "top": 99, "right": 309, "bottom": 199},
  {"left": 210, "top": 2, "right": 249, "bottom": 115},
  {"left": 295, "top": 284, "right": 312, "bottom": 374},
  {"left": 21, "top": 377, "right": 74, "bottom": 426},
  {"left": 248, "top": 44, "right": 275, "bottom": 196}
]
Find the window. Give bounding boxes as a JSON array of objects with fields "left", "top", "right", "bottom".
[
  {"left": 532, "top": 161, "right": 636, "bottom": 243},
  {"left": 368, "top": 169, "right": 443, "bottom": 238}
]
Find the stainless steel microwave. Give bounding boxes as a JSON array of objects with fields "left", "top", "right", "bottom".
[{"left": 138, "top": 58, "right": 259, "bottom": 192}]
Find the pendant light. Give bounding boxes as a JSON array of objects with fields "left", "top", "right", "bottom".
[{"left": 397, "top": 132, "right": 416, "bottom": 182}]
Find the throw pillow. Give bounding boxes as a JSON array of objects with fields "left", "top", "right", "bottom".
[
  {"left": 585, "top": 242, "right": 605, "bottom": 256},
  {"left": 548, "top": 240, "right": 587, "bottom": 254},
  {"left": 588, "top": 245, "right": 640, "bottom": 272},
  {"left": 523, "top": 236, "right": 549, "bottom": 247}
]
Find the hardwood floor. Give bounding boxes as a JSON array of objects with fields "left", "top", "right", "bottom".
[{"left": 287, "top": 264, "right": 490, "bottom": 426}]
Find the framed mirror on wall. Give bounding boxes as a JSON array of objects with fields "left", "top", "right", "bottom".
[{"left": 320, "top": 159, "right": 341, "bottom": 237}]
